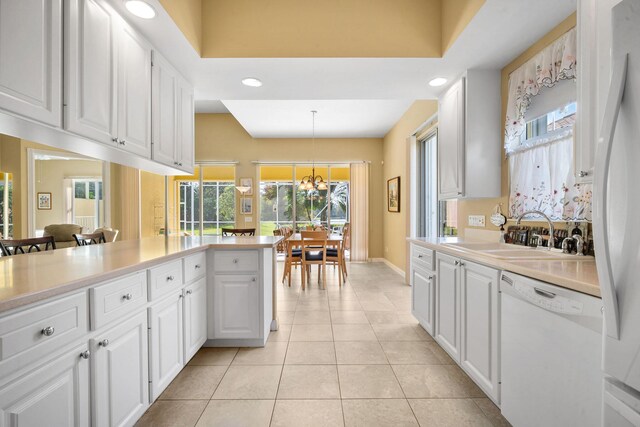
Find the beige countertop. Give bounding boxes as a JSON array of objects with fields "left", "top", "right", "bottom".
[
  {"left": 0, "top": 235, "right": 283, "bottom": 313},
  {"left": 409, "top": 237, "right": 600, "bottom": 298}
]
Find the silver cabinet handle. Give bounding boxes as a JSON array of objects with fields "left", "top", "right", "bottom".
[
  {"left": 179, "top": 162, "right": 183, "bottom": 166},
  {"left": 111, "top": 137, "right": 118, "bottom": 143},
  {"left": 179, "top": 294, "right": 183, "bottom": 299},
  {"left": 578, "top": 170, "right": 589, "bottom": 177},
  {"left": 194, "top": 264, "right": 201, "bottom": 269},
  {"left": 166, "top": 275, "right": 174, "bottom": 281},
  {"left": 417, "top": 254, "right": 423, "bottom": 258},
  {"left": 233, "top": 259, "right": 239, "bottom": 264},
  {"left": 99, "top": 339, "right": 109, "bottom": 347},
  {"left": 119, "top": 140, "right": 126, "bottom": 145},
  {"left": 174, "top": 162, "right": 179, "bottom": 166},
  {"left": 186, "top": 289, "right": 193, "bottom": 295},
  {"left": 123, "top": 293, "right": 133, "bottom": 300},
  {"left": 459, "top": 262, "right": 465, "bottom": 267},
  {"left": 454, "top": 260, "right": 460, "bottom": 266},
  {"left": 428, "top": 275, "right": 433, "bottom": 280},
  {"left": 42, "top": 326, "right": 55, "bottom": 337},
  {"left": 80, "top": 350, "right": 90, "bottom": 360},
  {"left": 251, "top": 277, "right": 256, "bottom": 282}
]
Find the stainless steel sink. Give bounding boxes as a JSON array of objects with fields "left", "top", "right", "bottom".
[{"left": 441, "top": 242, "right": 593, "bottom": 261}]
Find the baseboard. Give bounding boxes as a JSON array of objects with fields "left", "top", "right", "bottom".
[{"left": 371, "top": 258, "right": 406, "bottom": 279}]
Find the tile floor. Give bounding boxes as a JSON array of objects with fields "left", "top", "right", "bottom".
[{"left": 136, "top": 262, "right": 510, "bottom": 427}]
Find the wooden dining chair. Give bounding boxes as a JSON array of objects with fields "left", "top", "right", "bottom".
[
  {"left": 73, "top": 232, "right": 106, "bottom": 246},
  {"left": 301, "top": 231, "right": 328, "bottom": 289},
  {"left": 273, "top": 229, "right": 287, "bottom": 253},
  {"left": 0, "top": 236, "right": 56, "bottom": 256},
  {"left": 282, "top": 239, "right": 302, "bottom": 287},
  {"left": 326, "top": 239, "right": 343, "bottom": 286},
  {"left": 221, "top": 228, "right": 256, "bottom": 236}
]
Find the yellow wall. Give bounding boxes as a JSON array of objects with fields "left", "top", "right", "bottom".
[
  {"left": 196, "top": 113, "right": 385, "bottom": 258},
  {"left": 382, "top": 100, "right": 438, "bottom": 272},
  {"left": 140, "top": 171, "right": 166, "bottom": 238},
  {"left": 110, "top": 164, "right": 140, "bottom": 241},
  {"left": 159, "top": 0, "right": 202, "bottom": 54},
  {"left": 457, "top": 12, "right": 577, "bottom": 236},
  {"left": 441, "top": 0, "right": 485, "bottom": 53}
]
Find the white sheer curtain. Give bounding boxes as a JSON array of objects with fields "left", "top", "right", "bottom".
[
  {"left": 349, "top": 162, "right": 369, "bottom": 261},
  {"left": 508, "top": 129, "right": 592, "bottom": 221}
]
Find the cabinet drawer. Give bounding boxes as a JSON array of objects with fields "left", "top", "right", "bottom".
[
  {"left": 0, "top": 292, "right": 87, "bottom": 368},
  {"left": 148, "top": 259, "right": 184, "bottom": 300},
  {"left": 90, "top": 271, "right": 147, "bottom": 330},
  {"left": 214, "top": 250, "right": 258, "bottom": 273},
  {"left": 184, "top": 251, "right": 206, "bottom": 283},
  {"left": 412, "top": 244, "right": 434, "bottom": 271}
]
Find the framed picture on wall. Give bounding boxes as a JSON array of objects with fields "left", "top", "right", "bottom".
[
  {"left": 387, "top": 177, "right": 400, "bottom": 213},
  {"left": 241, "top": 197, "right": 253, "bottom": 214},
  {"left": 240, "top": 178, "right": 253, "bottom": 195},
  {"left": 38, "top": 192, "right": 52, "bottom": 210}
]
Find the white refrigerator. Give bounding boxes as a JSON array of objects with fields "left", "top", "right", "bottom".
[{"left": 593, "top": 1, "right": 640, "bottom": 425}]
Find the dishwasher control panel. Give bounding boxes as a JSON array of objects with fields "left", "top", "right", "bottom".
[{"left": 512, "top": 281, "right": 584, "bottom": 314}]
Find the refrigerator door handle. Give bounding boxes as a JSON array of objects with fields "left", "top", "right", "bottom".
[{"left": 593, "top": 53, "right": 628, "bottom": 340}]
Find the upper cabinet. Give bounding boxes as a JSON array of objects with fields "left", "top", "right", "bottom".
[
  {"left": 0, "top": 0, "right": 63, "bottom": 127},
  {"left": 438, "top": 70, "right": 501, "bottom": 200}
]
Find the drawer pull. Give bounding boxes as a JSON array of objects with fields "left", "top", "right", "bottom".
[
  {"left": 418, "top": 254, "right": 423, "bottom": 259},
  {"left": 194, "top": 264, "right": 201, "bottom": 269},
  {"left": 186, "top": 290, "right": 193, "bottom": 295},
  {"left": 166, "top": 275, "right": 175, "bottom": 281},
  {"left": 454, "top": 260, "right": 460, "bottom": 266},
  {"left": 122, "top": 293, "right": 133, "bottom": 301},
  {"left": 428, "top": 275, "right": 433, "bottom": 280},
  {"left": 252, "top": 277, "right": 256, "bottom": 282},
  {"left": 80, "top": 350, "right": 90, "bottom": 360},
  {"left": 41, "top": 326, "right": 55, "bottom": 337},
  {"left": 233, "top": 259, "right": 239, "bottom": 264},
  {"left": 459, "top": 262, "right": 465, "bottom": 267},
  {"left": 99, "top": 339, "right": 109, "bottom": 347}
]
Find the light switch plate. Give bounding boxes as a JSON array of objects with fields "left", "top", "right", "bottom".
[{"left": 468, "top": 215, "right": 486, "bottom": 227}]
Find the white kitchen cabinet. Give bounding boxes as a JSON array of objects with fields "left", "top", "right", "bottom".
[
  {"left": 212, "top": 274, "right": 260, "bottom": 340},
  {"left": 184, "top": 277, "right": 207, "bottom": 362},
  {"left": 92, "top": 311, "right": 149, "bottom": 427},
  {"left": 438, "top": 70, "right": 501, "bottom": 200},
  {"left": 411, "top": 265, "right": 435, "bottom": 335},
  {"left": 0, "top": 344, "right": 90, "bottom": 427},
  {"left": 151, "top": 51, "right": 195, "bottom": 172},
  {"left": 148, "top": 291, "right": 184, "bottom": 402},
  {"left": 460, "top": 260, "right": 500, "bottom": 403},
  {"left": 435, "top": 252, "right": 461, "bottom": 360},
  {"left": 65, "top": 0, "right": 117, "bottom": 145},
  {"left": 0, "top": 0, "right": 62, "bottom": 126}
]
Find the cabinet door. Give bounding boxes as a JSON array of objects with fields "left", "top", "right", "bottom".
[
  {"left": 213, "top": 274, "right": 260, "bottom": 340},
  {"left": 151, "top": 52, "right": 178, "bottom": 167},
  {"left": 184, "top": 278, "right": 207, "bottom": 362},
  {"left": 438, "top": 78, "right": 465, "bottom": 199},
  {"left": 435, "top": 253, "right": 460, "bottom": 362},
  {"left": 176, "top": 77, "right": 194, "bottom": 172},
  {"left": 0, "top": 344, "right": 89, "bottom": 427},
  {"left": 460, "top": 260, "right": 500, "bottom": 402},
  {"left": 0, "top": 0, "right": 62, "bottom": 126},
  {"left": 65, "top": 0, "right": 117, "bottom": 145},
  {"left": 116, "top": 20, "right": 151, "bottom": 158},
  {"left": 149, "top": 291, "right": 184, "bottom": 401},
  {"left": 411, "top": 266, "right": 435, "bottom": 336},
  {"left": 92, "top": 311, "right": 148, "bottom": 427}
]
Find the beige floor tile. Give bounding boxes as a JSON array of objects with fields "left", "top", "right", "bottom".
[
  {"left": 408, "top": 399, "right": 493, "bottom": 427},
  {"left": 188, "top": 348, "right": 238, "bottom": 366},
  {"left": 372, "top": 324, "right": 424, "bottom": 341},
  {"left": 396, "top": 313, "right": 420, "bottom": 324},
  {"left": 425, "top": 341, "right": 457, "bottom": 364},
  {"left": 290, "top": 323, "right": 334, "bottom": 341},
  {"left": 358, "top": 299, "right": 397, "bottom": 312},
  {"left": 285, "top": 341, "right": 336, "bottom": 364},
  {"left": 195, "top": 400, "right": 274, "bottom": 427},
  {"left": 380, "top": 341, "right": 447, "bottom": 365},
  {"left": 232, "top": 342, "right": 288, "bottom": 365},
  {"left": 271, "top": 400, "right": 344, "bottom": 427},
  {"left": 136, "top": 400, "right": 207, "bottom": 427},
  {"left": 159, "top": 366, "right": 227, "bottom": 400},
  {"left": 365, "top": 311, "right": 400, "bottom": 324},
  {"left": 334, "top": 341, "right": 388, "bottom": 365},
  {"left": 390, "top": 299, "right": 413, "bottom": 310},
  {"left": 328, "top": 292, "right": 360, "bottom": 302},
  {"left": 332, "top": 324, "right": 377, "bottom": 341},
  {"left": 338, "top": 365, "right": 404, "bottom": 398},
  {"left": 277, "top": 365, "right": 340, "bottom": 399},
  {"left": 294, "top": 311, "right": 332, "bottom": 324},
  {"left": 280, "top": 311, "right": 295, "bottom": 325},
  {"left": 268, "top": 324, "right": 292, "bottom": 342},
  {"left": 328, "top": 299, "right": 363, "bottom": 310},
  {"left": 330, "top": 311, "right": 369, "bottom": 324},
  {"left": 412, "top": 324, "right": 434, "bottom": 340},
  {"left": 473, "top": 398, "right": 512, "bottom": 427},
  {"left": 278, "top": 299, "right": 299, "bottom": 311},
  {"left": 342, "top": 399, "right": 418, "bottom": 427},
  {"left": 212, "top": 365, "right": 282, "bottom": 399},
  {"left": 296, "top": 299, "right": 330, "bottom": 311},
  {"left": 392, "top": 365, "right": 485, "bottom": 398}
]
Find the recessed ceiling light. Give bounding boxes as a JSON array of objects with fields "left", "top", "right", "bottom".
[
  {"left": 241, "top": 77, "right": 263, "bottom": 87},
  {"left": 125, "top": 0, "right": 156, "bottom": 19},
  {"left": 429, "top": 77, "right": 448, "bottom": 87}
]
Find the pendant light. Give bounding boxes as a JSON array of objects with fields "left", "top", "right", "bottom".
[{"left": 298, "top": 110, "right": 328, "bottom": 192}]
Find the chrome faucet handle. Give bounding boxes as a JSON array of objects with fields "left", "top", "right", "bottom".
[
  {"left": 562, "top": 237, "right": 573, "bottom": 254},
  {"left": 531, "top": 233, "right": 542, "bottom": 248},
  {"left": 572, "top": 234, "right": 585, "bottom": 256}
]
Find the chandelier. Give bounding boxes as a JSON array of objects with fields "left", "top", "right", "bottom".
[{"left": 298, "top": 110, "right": 328, "bottom": 191}]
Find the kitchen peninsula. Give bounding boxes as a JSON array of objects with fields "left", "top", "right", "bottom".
[{"left": 0, "top": 235, "right": 282, "bottom": 426}]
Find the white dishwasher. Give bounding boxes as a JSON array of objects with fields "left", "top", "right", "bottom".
[{"left": 500, "top": 272, "right": 603, "bottom": 427}]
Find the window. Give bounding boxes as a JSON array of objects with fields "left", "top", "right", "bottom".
[
  {"left": 417, "top": 132, "right": 438, "bottom": 237},
  {"left": 179, "top": 181, "right": 235, "bottom": 236},
  {"left": 0, "top": 174, "right": 13, "bottom": 238},
  {"left": 74, "top": 182, "right": 86, "bottom": 199}
]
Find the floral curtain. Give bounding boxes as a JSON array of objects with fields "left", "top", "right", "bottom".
[
  {"left": 505, "top": 27, "right": 577, "bottom": 154},
  {"left": 509, "top": 129, "right": 592, "bottom": 221}
]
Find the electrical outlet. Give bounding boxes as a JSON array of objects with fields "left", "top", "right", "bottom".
[
  {"left": 468, "top": 215, "right": 486, "bottom": 227},
  {"left": 245, "top": 216, "right": 253, "bottom": 223}
]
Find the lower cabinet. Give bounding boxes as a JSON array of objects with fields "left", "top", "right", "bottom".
[
  {"left": 410, "top": 265, "right": 435, "bottom": 335},
  {"left": 92, "top": 311, "right": 149, "bottom": 427},
  {"left": 435, "top": 252, "right": 461, "bottom": 361},
  {"left": 0, "top": 344, "right": 90, "bottom": 427},
  {"left": 148, "top": 291, "right": 184, "bottom": 401},
  {"left": 212, "top": 274, "right": 260, "bottom": 340},
  {"left": 184, "top": 278, "right": 207, "bottom": 361}
]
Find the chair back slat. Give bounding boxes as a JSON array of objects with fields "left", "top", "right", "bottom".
[
  {"left": 221, "top": 228, "right": 256, "bottom": 236},
  {"left": 73, "top": 232, "right": 106, "bottom": 246},
  {"left": 301, "top": 230, "right": 327, "bottom": 240},
  {"left": 0, "top": 236, "right": 56, "bottom": 256}
]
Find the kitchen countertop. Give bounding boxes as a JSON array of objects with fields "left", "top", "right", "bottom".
[
  {"left": 0, "top": 235, "right": 283, "bottom": 313},
  {"left": 409, "top": 237, "right": 600, "bottom": 298}
]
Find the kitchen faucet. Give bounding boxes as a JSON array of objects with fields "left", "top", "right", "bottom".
[{"left": 515, "top": 210, "right": 555, "bottom": 251}]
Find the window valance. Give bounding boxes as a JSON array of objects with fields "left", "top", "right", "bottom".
[{"left": 505, "top": 27, "right": 577, "bottom": 154}]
